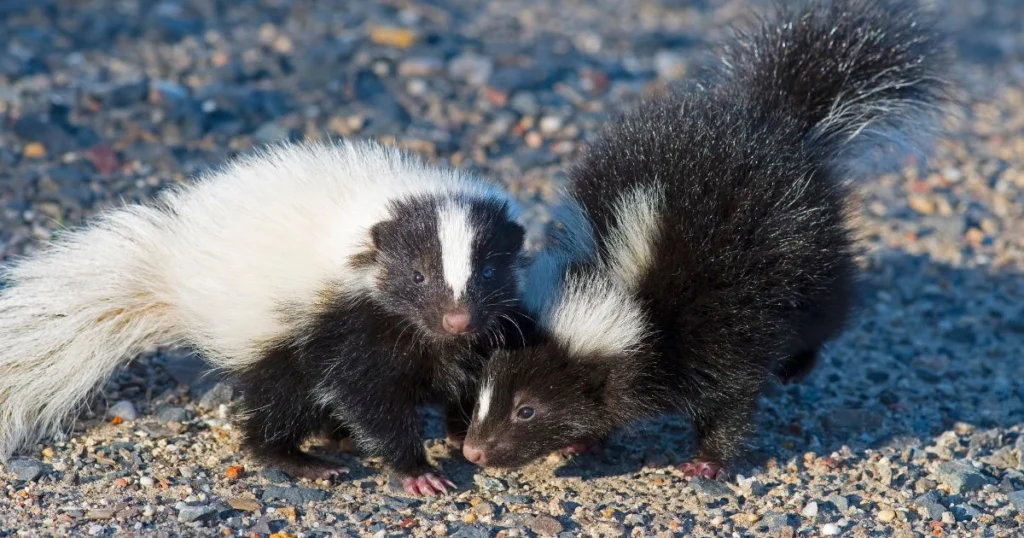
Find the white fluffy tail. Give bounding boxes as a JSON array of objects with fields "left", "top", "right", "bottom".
[{"left": 0, "top": 205, "right": 183, "bottom": 460}]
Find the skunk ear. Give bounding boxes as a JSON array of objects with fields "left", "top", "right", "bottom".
[{"left": 370, "top": 220, "right": 397, "bottom": 249}]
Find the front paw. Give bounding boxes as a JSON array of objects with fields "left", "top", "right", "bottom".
[
  {"left": 676, "top": 460, "right": 727, "bottom": 480},
  {"left": 398, "top": 471, "right": 457, "bottom": 497}
]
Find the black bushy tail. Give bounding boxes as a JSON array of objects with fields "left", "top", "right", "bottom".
[{"left": 720, "top": 0, "right": 950, "bottom": 167}]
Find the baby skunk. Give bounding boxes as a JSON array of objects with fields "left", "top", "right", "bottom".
[
  {"left": 462, "top": 0, "right": 949, "bottom": 478},
  {"left": 0, "top": 140, "right": 529, "bottom": 496}
]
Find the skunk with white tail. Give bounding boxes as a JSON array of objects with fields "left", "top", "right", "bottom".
[
  {"left": 0, "top": 140, "right": 529, "bottom": 496},
  {"left": 462, "top": 0, "right": 950, "bottom": 478}
]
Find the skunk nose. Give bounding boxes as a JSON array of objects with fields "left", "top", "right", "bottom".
[
  {"left": 463, "top": 443, "right": 487, "bottom": 465},
  {"left": 442, "top": 311, "right": 472, "bottom": 334}
]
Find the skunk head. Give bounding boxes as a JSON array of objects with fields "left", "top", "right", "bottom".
[
  {"left": 462, "top": 270, "right": 650, "bottom": 468},
  {"left": 360, "top": 195, "right": 526, "bottom": 341},
  {"left": 461, "top": 343, "right": 616, "bottom": 468}
]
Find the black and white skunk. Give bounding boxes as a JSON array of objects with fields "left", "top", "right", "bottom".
[
  {"left": 462, "top": 0, "right": 949, "bottom": 478},
  {"left": 0, "top": 140, "right": 529, "bottom": 496}
]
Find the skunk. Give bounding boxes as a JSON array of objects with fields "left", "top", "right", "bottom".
[
  {"left": 0, "top": 140, "right": 529, "bottom": 496},
  {"left": 462, "top": 0, "right": 949, "bottom": 478}
]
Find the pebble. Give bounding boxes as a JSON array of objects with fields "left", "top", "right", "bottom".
[
  {"left": 106, "top": 400, "right": 138, "bottom": 421},
  {"left": 877, "top": 509, "right": 897, "bottom": 523},
  {"left": 448, "top": 53, "right": 493, "bottom": 86},
  {"left": 262, "top": 485, "right": 328, "bottom": 504},
  {"left": 198, "top": 382, "right": 234, "bottom": 410},
  {"left": 538, "top": 116, "right": 563, "bottom": 134},
  {"left": 763, "top": 512, "right": 794, "bottom": 535},
  {"left": 821, "top": 523, "right": 840, "bottom": 536},
  {"left": 801, "top": 501, "right": 819, "bottom": 518},
  {"left": 399, "top": 57, "right": 444, "bottom": 77},
  {"left": 154, "top": 406, "right": 190, "bottom": 423},
  {"left": 139, "top": 476, "right": 155, "bottom": 488},
  {"left": 226, "top": 497, "right": 262, "bottom": 512},
  {"left": 177, "top": 504, "right": 216, "bottom": 523},
  {"left": 526, "top": 515, "right": 564, "bottom": 536},
  {"left": 691, "top": 478, "right": 733, "bottom": 500},
  {"left": 653, "top": 50, "right": 687, "bottom": 79},
  {"left": 86, "top": 509, "right": 115, "bottom": 520},
  {"left": 934, "top": 461, "right": 991, "bottom": 494},
  {"left": 1009, "top": 490, "right": 1024, "bottom": 513},
  {"left": 450, "top": 526, "right": 492, "bottom": 538},
  {"left": 472, "top": 474, "right": 507, "bottom": 492},
  {"left": 369, "top": 26, "right": 418, "bottom": 48},
  {"left": 6, "top": 459, "right": 44, "bottom": 481}
]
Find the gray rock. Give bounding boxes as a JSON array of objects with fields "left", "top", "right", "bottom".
[
  {"left": 825, "top": 494, "right": 850, "bottom": 513},
  {"left": 510, "top": 92, "right": 540, "bottom": 116},
  {"left": 1008, "top": 490, "right": 1024, "bottom": 513},
  {"left": 7, "top": 458, "right": 44, "bottom": 481},
  {"left": 473, "top": 474, "right": 507, "bottom": 492},
  {"left": 935, "top": 461, "right": 991, "bottom": 494},
  {"left": 496, "top": 494, "right": 533, "bottom": 505},
  {"left": 913, "top": 492, "right": 945, "bottom": 521},
  {"left": 383, "top": 496, "right": 420, "bottom": 510},
  {"left": 448, "top": 53, "right": 493, "bottom": 86},
  {"left": 106, "top": 400, "right": 138, "bottom": 421},
  {"left": 822, "top": 408, "right": 884, "bottom": 433},
  {"left": 260, "top": 468, "right": 292, "bottom": 484},
  {"left": 262, "top": 485, "right": 328, "bottom": 504},
  {"left": 763, "top": 512, "right": 795, "bottom": 535},
  {"left": 198, "top": 382, "right": 234, "bottom": 410},
  {"left": 450, "top": 525, "right": 492, "bottom": 538},
  {"left": 154, "top": 406, "right": 190, "bottom": 423},
  {"left": 691, "top": 477, "right": 733, "bottom": 500},
  {"left": 177, "top": 504, "right": 217, "bottom": 523},
  {"left": 653, "top": 50, "right": 687, "bottom": 79},
  {"left": 138, "top": 422, "right": 176, "bottom": 438},
  {"left": 526, "top": 515, "right": 564, "bottom": 536}
]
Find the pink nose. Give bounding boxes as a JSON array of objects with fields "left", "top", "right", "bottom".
[
  {"left": 463, "top": 443, "right": 487, "bottom": 465},
  {"left": 442, "top": 311, "right": 472, "bottom": 334}
]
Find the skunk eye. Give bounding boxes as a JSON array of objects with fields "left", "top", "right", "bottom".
[
  {"left": 481, "top": 266, "right": 495, "bottom": 280},
  {"left": 515, "top": 406, "right": 535, "bottom": 421},
  {"left": 412, "top": 271, "right": 425, "bottom": 284}
]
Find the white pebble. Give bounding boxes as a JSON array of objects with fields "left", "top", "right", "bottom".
[
  {"left": 106, "top": 401, "right": 138, "bottom": 421},
  {"left": 941, "top": 511, "right": 955, "bottom": 524},
  {"left": 822, "top": 523, "right": 840, "bottom": 535},
  {"left": 802, "top": 501, "right": 819, "bottom": 518},
  {"left": 88, "top": 525, "right": 104, "bottom": 536},
  {"left": 539, "top": 116, "right": 563, "bottom": 134},
  {"left": 142, "top": 505, "right": 154, "bottom": 517},
  {"left": 139, "top": 476, "right": 155, "bottom": 488}
]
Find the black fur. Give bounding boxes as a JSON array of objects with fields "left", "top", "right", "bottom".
[
  {"left": 235, "top": 194, "right": 532, "bottom": 482},
  {"left": 465, "top": 0, "right": 948, "bottom": 471}
]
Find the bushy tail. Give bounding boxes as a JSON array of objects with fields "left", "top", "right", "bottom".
[
  {"left": 0, "top": 206, "right": 184, "bottom": 460},
  {"left": 720, "top": 0, "right": 950, "bottom": 168}
]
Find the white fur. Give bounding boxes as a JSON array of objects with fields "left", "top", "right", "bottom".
[
  {"left": 602, "top": 184, "right": 665, "bottom": 291},
  {"left": 476, "top": 381, "right": 494, "bottom": 422},
  {"left": 543, "top": 272, "right": 651, "bottom": 358},
  {"left": 0, "top": 139, "right": 519, "bottom": 461},
  {"left": 437, "top": 202, "right": 476, "bottom": 301}
]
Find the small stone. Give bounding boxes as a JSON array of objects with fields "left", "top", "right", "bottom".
[
  {"left": 87, "top": 524, "right": 104, "bottom": 536},
  {"left": 472, "top": 501, "right": 495, "bottom": 518},
  {"left": 198, "top": 383, "right": 233, "bottom": 410},
  {"left": 252, "top": 122, "right": 290, "bottom": 144},
  {"left": 262, "top": 485, "right": 328, "bottom": 504},
  {"left": 106, "top": 401, "right": 138, "bottom": 421},
  {"left": 654, "top": 50, "right": 687, "bottom": 79},
  {"left": 821, "top": 523, "right": 840, "bottom": 536},
  {"left": 877, "top": 509, "right": 897, "bottom": 523},
  {"left": 473, "top": 474, "right": 507, "bottom": 492},
  {"left": 934, "top": 461, "right": 991, "bottom": 494},
  {"left": 539, "top": 116, "right": 563, "bottom": 134},
  {"left": 177, "top": 504, "right": 216, "bottom": 523},
  {"left": 825, "top": 494, "right": 850, "bottom": 513},
  {"left": 86, "top": 509, "right": 115, "bottom": 520},
  {"left": 139, "top": 476, "right": 155, "bottom": 488},
  {"left": 941, "top": 511, "right": 956, "bottom": 524},
  {"left": 225, "top": 466, "right": 244, "bottom": 480},
  {"left": 691, "top": 477, "right": 733, "bottom": 500},
  {"left": 448, "top": 53, "right": 494, "bottom": 86},
  {"left": 1009, "top": 490, "right": 1024, "bottom": 513},
  {"left": 526, "top": 515, "right": 564, "bottom": 536},
  {"left": 398, "top": 57, "right": 444, "bottom": 77},
  {"left": 23, "top": 142, "right": 46, "bottom": 158},
  {"left": 7, "top": 459, "right": 44, "bottom": 481},
  {"left": 909, "top": 195, "right": 936, "bottom": 215},
  {"left": 450, "top": 526, "right": 490, "bottom": 538},
  {"left": 41, "top": 447, "right": 54, "bottom": 459},
  {"left": 261, "top": 468, "right": 292, "bottom": 484},
  {"left": 155, "top": 406, "right": 190, "bottom": 423},
  {"left": 369, "top": 26, "right": 418, "bottom": 48},
  {"left": 764, "top": 512, "right": 794, "bottom": 535},
  {"left": 801, "top": 501, "right": 819, "bottom": 518},
  {"left": 226, "top": 497, "right": 262, "bottom": 512}
]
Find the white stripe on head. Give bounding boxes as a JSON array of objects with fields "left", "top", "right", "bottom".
[
  {"left": 476, "top": 381, "right": 494, "bottom": 422},
  {"left": 604, "top": 184, "right": 665, "bottom": 291},
  {"left": 437, "top": 202, "right": 476, "bottom": 300}
]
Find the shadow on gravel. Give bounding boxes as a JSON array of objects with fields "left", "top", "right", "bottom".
[{"left": 547, "top": 251, "right": 1024, "bottom": 481}]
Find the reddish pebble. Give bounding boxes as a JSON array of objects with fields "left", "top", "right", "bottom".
[
  {"left": 86, "top": 145, "right": 120, "bottom": 175},
  {"left": 225, "top": 465, "right": 244, "bottom": 480}
]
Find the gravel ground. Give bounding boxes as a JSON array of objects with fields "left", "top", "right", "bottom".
[{"left": 2, "top": 0, "right": 1023, "bottom": 536}]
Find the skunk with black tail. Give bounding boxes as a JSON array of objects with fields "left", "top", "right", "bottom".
[
  {"left": 462, "top": 0, "right": 950, "bottom": 478},
  {"left": 0, "top": 140, "right": 529, "bottom": 496}
]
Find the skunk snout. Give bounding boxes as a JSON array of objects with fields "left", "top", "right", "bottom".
[
  {"left": 462, "top": 442, "right": 487, "bottom": 465},
  {"left": 442, "top": 310, "right": 472, "bottom": 335}
]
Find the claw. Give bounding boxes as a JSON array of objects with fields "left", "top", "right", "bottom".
[
  {"left": 677, "top": 460, "right": 726, "bottom": 480},
  {"left": 400, "top": 472, "right": 456, "bottom": 497}
]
